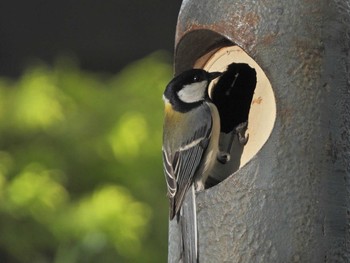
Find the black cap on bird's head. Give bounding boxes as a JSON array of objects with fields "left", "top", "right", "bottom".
[{"left": 163, "top": 69, "right": 222, "bottom": 112}]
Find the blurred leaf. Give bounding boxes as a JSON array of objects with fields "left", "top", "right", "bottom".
[
  {"left": 0, "top": 52, "right": 172, "bottom": 263},
  {"left": 4, "top": 163, "right": 68, "bottom": 223},
  {"left": 14, "top": 68, "right": 65, "bottom": 129},
  {"left": 55, "top": 185, "right": 151, "bottom": 258},
  {"left": 109, "top": 112, "right": 148, "bottom": 161}
]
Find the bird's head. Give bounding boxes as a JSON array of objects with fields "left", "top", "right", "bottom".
[{"left": 163, "top": 69, "right": 222, "bottom": 112}]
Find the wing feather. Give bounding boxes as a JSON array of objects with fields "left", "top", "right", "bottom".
[{"left": 162, "top": 104, "right": 213, "bottom": 219}]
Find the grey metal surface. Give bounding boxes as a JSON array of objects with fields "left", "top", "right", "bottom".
[{"left": 169, "top": 0, "right": 350, "bottom": 262}]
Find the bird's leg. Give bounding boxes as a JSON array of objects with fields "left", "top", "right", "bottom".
[
  {"left": 217, "top": 131, "right": 235, "bottom": 164},
  {"left": 217, "top": 151, "right": 230, "bottom": 164},
  {"left": 235, "top": 121, "right": 249, "bottom": 145},
  {"left": 217, "top": 121, "right": 249, "bottom": 164}
]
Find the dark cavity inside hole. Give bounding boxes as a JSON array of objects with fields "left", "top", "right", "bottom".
[
  {"left": 211, "top": 62, "right": 257, "bottom": 134},
  {"left": 206, "top": 62, "right": 257, "bottom": 188}
]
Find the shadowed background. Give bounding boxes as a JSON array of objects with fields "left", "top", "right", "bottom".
[{"left": 0, "top": 1, "right": 181, "bottom": 262}]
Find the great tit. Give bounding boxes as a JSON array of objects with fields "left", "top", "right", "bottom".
[{"left": 162, "top": 68, "right": 222, "bottom": 220}]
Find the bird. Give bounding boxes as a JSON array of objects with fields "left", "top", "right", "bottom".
[{"left": 162, "top": 68, "right": 222, "bottom": 220}]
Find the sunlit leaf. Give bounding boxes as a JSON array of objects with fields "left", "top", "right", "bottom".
[
  {"left": 0, "top": 52, "right": 172, "bottom": 263},
  {"left": 108, "top": 112, "right": 149, "bottom": 161},
  {"left": 13, "top": 68, "right": 66, "bottom": 130},
  {"left": 56, "top": 185, "right": 151, "bottom": 258},
  {"left": 5, "top": 163, "right": 68, "bottom": 222}
]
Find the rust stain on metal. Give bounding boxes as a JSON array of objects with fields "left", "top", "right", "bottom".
[
  {"left": 217, "top": 11, "right": 260, "bottom": 49},
  {"left": 278, "top": 107, "right": 293, "bottom": 122},
  {"left": 243, "top": 11, "right": 260, "bottom": 27},
  {"left": 261, "top": 33, "right": 278, "bottom": 46},
  {"left": 176, "top": 10, "right": 261, "bottom": 53},
  {"left": 288, "top": 37, "right": 324, "bottom": 85}
]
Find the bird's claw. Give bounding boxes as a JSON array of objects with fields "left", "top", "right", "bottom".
[
  {"left": 235, "top": 121, "right": 249, "bottom": 145},
  {"left": 217, "top": 151, "right": 231, "bottom": 164}
]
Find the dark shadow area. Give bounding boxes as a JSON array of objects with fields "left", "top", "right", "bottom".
[
  {"left": 211, "top": 62, "right": 257, "bottom": 134},
  {"left": 0, "top": 0, "right": 181, "bottom": 77},
  {"left": 206, "top": 62, "right": 257, "bottom": 188},
  {"left": 175, "top": 30, "right": 232, "bottom": 74}
]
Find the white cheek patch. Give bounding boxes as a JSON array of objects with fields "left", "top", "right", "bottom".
[{"left": 177, "top": 80, "right": 208, "bottom": 103}]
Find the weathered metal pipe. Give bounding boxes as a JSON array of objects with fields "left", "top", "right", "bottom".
[{"left": 169, "top": 0, "right": 350, "bottom": 262}]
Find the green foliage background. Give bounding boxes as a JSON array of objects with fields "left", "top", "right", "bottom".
[{"left": 0, "top": 52, "right": 172, "bottom": 263}]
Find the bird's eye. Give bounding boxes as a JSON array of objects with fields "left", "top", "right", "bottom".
[{"left": 193, "top": 75, "right": 199, "bottom": 82}]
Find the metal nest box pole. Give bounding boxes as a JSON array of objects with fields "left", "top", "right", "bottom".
[{"left": 169, "top": 0, "right": 350, "bottom": 262}]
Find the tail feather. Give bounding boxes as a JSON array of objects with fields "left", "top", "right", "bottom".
[{"left": 178, "top": 185, "right": 198, "bottom": 263}]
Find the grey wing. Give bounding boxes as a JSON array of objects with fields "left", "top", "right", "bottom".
[{"left": 162, "top": 115, "right": 212, "bottom": 220}]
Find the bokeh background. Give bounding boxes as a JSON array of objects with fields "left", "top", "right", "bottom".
[{"left": 0, "top": 1, "right": 182, "bottom": 262}]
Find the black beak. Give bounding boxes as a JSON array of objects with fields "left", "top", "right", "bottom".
[{"left": 208, "top": 71, "right": 223, "bottom": 81}]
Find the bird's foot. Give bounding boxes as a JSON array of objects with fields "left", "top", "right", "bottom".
[
  {"left": 217, "top": 151, "right": 230, "bottom": 164},
  {"left": 235, "top": 121, "right": 249, "bottom": 145}
]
